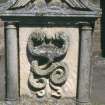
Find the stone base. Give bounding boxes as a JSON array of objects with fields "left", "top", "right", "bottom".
[
  {"left": 76, "top": 102, "right": 91, "bottom": 105},
  {"left": 0, "top": 96, "right": 92, "bottom": 105},
  {"left": 0, "top": 96, "right": 77, "bottom": 105}
]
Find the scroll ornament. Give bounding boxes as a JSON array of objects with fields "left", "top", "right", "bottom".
[{"left": 28, "top": 31, "right": 70, "bottom": 98}]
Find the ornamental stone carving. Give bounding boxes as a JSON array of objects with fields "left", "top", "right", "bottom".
[
  {"left": 0, "top": 0, "right": 101, "bottom": 17},
  {"left": 9, "top": 0, "right": 94, "bottom": 10},
  {"left": 1, "top": 0, "right": 101, "bottom": 104},
  {"left": 27, "top": 31, "right": 69, "bottom": 98}
]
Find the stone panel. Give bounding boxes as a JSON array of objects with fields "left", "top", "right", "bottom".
[{"left": 19, "top": 27, "right": 79, "bottom": 98}]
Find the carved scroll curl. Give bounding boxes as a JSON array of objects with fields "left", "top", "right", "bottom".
[{"left": 28, "top": 31, "right": 70, "bottom": 98}]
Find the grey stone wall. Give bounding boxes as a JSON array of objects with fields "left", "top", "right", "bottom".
[
  {"left": 91, "top": 0, "right": 101, "bottom": 56},
  {"left": 93, "top": 18, "right": 101, "bottom": 56},
  {"left": 0, "top": 21, "right": 5, "bottom": 100},
  {"left": 90, "top": 0, "right": 100, "bottom": 7}
]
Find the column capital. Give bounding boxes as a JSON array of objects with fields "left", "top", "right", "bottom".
[
  {"left": 78, "top": 22, "right": 93, "bottom": 29},
  {"left": 5, "top": 21, "right": 18, "bottom": 29},
  {"left": 80, "top": 26, "right": 93, "bottom": 30}
]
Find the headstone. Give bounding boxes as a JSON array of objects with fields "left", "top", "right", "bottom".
[{"left": 0, "top": 0, "right": 101, "bottom": 105}]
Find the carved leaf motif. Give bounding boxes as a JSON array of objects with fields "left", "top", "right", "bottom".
[
  {"left": 9, "top": 0, "right": 93, "bottom": 11},
  {"left": 62, "top": 0, "right": 89, "bottom": 10},
  {"left": 10, "top": 0, "right": 36, "bottom": 9},
  {"left": 0, "top": 0, "right": 13, "bottom": 11}
]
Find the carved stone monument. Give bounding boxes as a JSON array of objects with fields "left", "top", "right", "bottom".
[{"left": 0, "top": 0, "right": 101, "bottom": 105}]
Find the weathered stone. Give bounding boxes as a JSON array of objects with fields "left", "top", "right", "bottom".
[
  {"left": 93, "top": 18, "right": 101, "bottom": 56},
  {"left": 5, "top": 22, "right": 19, "bottom": 100},
  {"left": 0, "top": 0, "right": 101, "bottom": 104},
  {"left": 0, "top": 21, "right": 5, "bottom": 100},
  {"left": 77, "top": 25, "right": 93, "bottom": 105},
  {"left": 19, "top": 28, "right": 79, "bottom": 98}
]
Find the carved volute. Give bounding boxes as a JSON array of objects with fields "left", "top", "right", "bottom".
[{"left": 27, "top": 31, "right": 69, "bottom": 98}]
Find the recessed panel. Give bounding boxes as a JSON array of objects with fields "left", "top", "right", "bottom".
[{"left": 19, "top": 27, "right": 79, "bottom": 99}]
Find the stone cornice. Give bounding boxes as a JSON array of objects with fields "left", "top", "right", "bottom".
[{"left": 0, "top": 0, "right": 101, "bottom": 17}]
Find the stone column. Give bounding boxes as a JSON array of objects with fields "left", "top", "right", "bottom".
[
  {"left": 5, "top": 22, "right": 19, "bottom": 101},
  {"left": 77, "top": 24, "right": 93, "bottom": 105}
]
